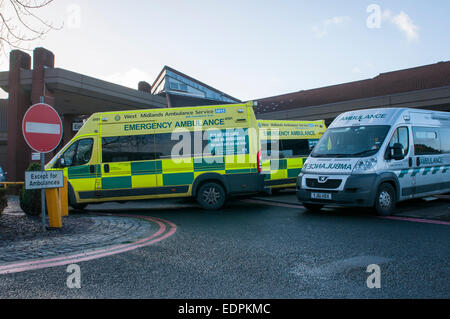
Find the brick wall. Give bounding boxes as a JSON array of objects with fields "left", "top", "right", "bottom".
[{"left": 0, "top": 99, "right": 7, "bottom": 170}]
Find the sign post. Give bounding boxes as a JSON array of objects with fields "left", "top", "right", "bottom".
[
  {"left": 41, "top": 154, "right": 46, "bottom": 230},
  {"left": 22, "top": 101, "right": 63, "bottom": 230}
]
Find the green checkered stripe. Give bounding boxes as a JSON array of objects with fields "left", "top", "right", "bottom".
[
  {"left": 69, "top": 157, "right": 258, "bottom": 190},
  {"left": 398, "top": 165, "right": 450, "bottom": 178},
  {"left": 263, "top": 157, "right": 306, "bottom": 181},
  {"left": 68, "top": 165, "right": 101, "bottom": 179}
]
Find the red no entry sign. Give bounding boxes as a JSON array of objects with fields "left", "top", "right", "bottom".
[{"left": 22, "top": 103, "right": 63, "bottom": 153}]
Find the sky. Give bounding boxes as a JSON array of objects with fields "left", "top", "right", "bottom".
[{"left": 1, "top": 0, "right": 449, "bottom": 101}]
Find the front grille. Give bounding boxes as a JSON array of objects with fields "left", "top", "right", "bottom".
[{"left": 306, "top": 178, "right": 342, "bottom": 189}]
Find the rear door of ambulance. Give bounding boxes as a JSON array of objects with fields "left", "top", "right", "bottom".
[{"left": 225, "top": 104, "right": 256, "bottom": 173}]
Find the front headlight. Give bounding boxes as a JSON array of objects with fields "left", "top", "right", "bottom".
[{"left": 353, "top": 157, "right": 377, "bottom": 174}]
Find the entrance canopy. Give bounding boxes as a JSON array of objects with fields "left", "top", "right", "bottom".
[{"left": 0, "top": 67, "right": 167, "bottom": 115}]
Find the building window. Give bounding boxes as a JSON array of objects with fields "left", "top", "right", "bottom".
[{"left": 178, "top": 83, "right": 188, "bottom": 92}]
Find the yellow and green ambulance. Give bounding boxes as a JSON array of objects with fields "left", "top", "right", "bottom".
[
  {"left": 258, "top": 120, "right": 327, "bottom": 191},
  {"left": 46, "top": 102, "right": 264, "bottom": 210}
]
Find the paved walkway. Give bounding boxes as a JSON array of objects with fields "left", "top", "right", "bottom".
[
  {"left": 0, "top": 215, "right": 154, "bottom": 263},
  {"left": 0, "top": 196, "right": 157, "bottom": 266}
]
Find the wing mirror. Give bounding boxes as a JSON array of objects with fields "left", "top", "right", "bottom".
[{"left": 390, "top": 143, "right": 404, "bottom": 160}]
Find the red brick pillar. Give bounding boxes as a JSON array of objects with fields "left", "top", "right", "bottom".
[
  {"left": 31, "top": 47, "right": 56, "bottom": 163},
  {"left": 62, "top": 114, "right": 75, "bottom": 145},
  {"left": 7, "top": 50, "right": 31, "bottom": 181},
  {"left": 31, "top": 47, "right": 55, "bottom": 105}
]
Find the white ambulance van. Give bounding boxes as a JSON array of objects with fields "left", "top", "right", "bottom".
[{"left": 297, "top": 108, "right": 450, "bottom": 215}]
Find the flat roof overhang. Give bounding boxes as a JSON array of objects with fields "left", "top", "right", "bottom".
[
  {"left": 0, "top": 67, "right": 167, "bottom": 115},
  {"left": 255, "top": 85, "right": 450, "bottom": 122}
]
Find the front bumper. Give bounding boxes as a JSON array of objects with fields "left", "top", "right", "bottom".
[{"left": 296, "top": 173, "right": 378, "bottom": 207}]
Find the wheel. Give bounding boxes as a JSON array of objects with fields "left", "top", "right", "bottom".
[
  {"left": 302, "top": 203, "right": 323, "bottom": 212},
  {"left": 70, "top": 203, "right": 87, "bottom": 211},
  {"left": 375, "top": 183, "right": 396, "bottom": 216},
  {"left": 196, "top": 182, "right": 226, "bottom": 210},
  {"left": 271, "top": 188, "right": 282, "bottom": 195}
]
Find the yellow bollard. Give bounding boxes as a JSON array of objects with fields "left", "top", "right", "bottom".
[
  {"left": 59, "top": 177, "right": 69, "bottom": 217},
  {"left": 46, "top": 188, "right": 62, "bottom": 228}
]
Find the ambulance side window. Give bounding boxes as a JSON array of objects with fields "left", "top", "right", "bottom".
[
  {"left": 58, "top": 138, "right": 93, "bottom": 167},
  {"left": 261, "top": 139, "right": 280, "bottom": 159},
  {"left": 73, "top": 139, "right": 93, "bottom": 165},
  {"left": 102, "top": 135, "right": 155, "bottom": 163},
  {"left": 412, "top": 127, "right": 441, "bottom": 155},
  {"left": 440, "top": 127, "right": 450, "bottom": 154},
  {"left": 60, "top": 142, "right": 78, "bottom": 167},
  {"left": 154, "top": 133, "right": 181, "bottom": 159},
  {"left": 280, "top": 139, "right": 311, "bottom": 158},
  {"left": 388, "top": 127, "right": 409, "bottom": 157}
]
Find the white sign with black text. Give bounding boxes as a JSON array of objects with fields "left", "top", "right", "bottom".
[{"left": 25, "top": 171, "right": 64, "bottom": 190}]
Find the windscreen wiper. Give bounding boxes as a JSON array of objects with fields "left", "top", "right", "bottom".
[
  {"left": 349, "top": 149, "right": 377, "bottom": 156},
  {"left": 312, "top": 153, "right": 348, "bottom": 158}
]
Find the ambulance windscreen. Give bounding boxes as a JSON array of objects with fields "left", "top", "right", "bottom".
[{"left": 311, "top": 125, "right": 390, "bottom": 158}]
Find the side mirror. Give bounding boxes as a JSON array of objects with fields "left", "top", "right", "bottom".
[
  {"left": 59, "top": 158, "right": 66, "bottom": 167},
  {"left": 390, "top": 143, "right": 404, "bottom": 160}
]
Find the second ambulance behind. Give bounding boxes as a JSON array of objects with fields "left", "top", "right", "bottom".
[
  {"left": 297, "top": 108, "right": 450, "bottom": 215},
  {"left": 258, "top": 120, "right": 326, "bottom": 191}
]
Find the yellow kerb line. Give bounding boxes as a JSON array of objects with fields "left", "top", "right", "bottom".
[{"left": 0, "top": 182, "right": 25, "bottom": 189}]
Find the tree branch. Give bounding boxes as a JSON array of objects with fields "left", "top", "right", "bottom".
[{"left": 0, "top": 0, "right": 60, "bottom": 54}]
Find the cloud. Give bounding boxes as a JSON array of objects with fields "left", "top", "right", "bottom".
[
  {"left": 392, "top": 11, "right": 419, "bottom": 41},
  {"left": 313, "top": 16, "right": 351, "bottom": 38},
  {"left": 101, "top": 68, "right": 152, "bottom": 90},
  {"left": 383, "top": 10, "right": 419, "bottom": 41}
]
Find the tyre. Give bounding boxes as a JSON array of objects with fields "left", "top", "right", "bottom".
[
  {"left": 302, "top": 203, "right": 323, "bottom": 212},
  {"left": 374, "top": 183, "right": 396, "bottom": 216},
  {"left": 196, "top": 182, "right": 226, "bottom": 210},
  {"left": 271, "top": 188, "right": 282, "bottom": 195},
  {"left": 70, "top": 203, "right": 87, "bottom": 211}
]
